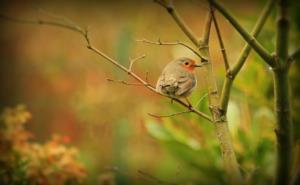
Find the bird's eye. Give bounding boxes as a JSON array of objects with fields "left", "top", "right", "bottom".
[{"left": 184, "top": 62, "right": 189, "bottom": 65}]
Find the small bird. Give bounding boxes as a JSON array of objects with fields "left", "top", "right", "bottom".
[{"left": 156, "top": 57, "right": 202, "bottom": 104}]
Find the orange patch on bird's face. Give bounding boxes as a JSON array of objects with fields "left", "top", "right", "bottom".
[{"left": 181, "top": 60, "right": 196, "bottom": 73}]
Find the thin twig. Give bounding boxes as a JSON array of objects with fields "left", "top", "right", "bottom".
[
  {"left": 0, "top": 14, "right": 85, "bottom": 35},
  {"left": 201, "top": 10, "right": 213, "bottom": 46},
  {"left": 231, "top": 0, "right": 276, "bottom": 76},
  {"left": 209, "top": 0, "right": 275, "bottom": 67},
  {"left": 220, "top": 0, "right": 276, "bottom": 112},
  {"left": 0, "top": 13, "right": 213, "bottom": 123},
  {"left": 153, "top": 0, "right": 199, "bottom": 46},
  {"left": 290, "top": 48, "right": 300, "bottom": 61},
  {"left": 137, "top": 38, "right": 207, "bottom": 61},
  {"left": 106, "top": 79, "right": 145, "bottom": 86},
  {"left": 35, "top": 7, "right": 78, "bottom": 27},
  {"left": 210, "top": 6, "right": 231, "bottom": 75},
  {"left": 195, "top": 93, "right": 208, "bottom": 107},
  {"left": 148, "top": 110, "right": 192, "bottom": 118},
  {"left": 287, "top": 48, "right": 300, "bottom": 67},
  {"left": 128, "top": 54, "right": 146, "bottom": 72}
]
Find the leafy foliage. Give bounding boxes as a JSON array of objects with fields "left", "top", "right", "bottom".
[{"left": 0, "top": 105, "right": 86, "bottom": 185}]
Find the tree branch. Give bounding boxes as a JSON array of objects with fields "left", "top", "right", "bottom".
[
  {"left": 128, "top": 54, "right": 146, "bottom": 72},
  {"left": 154, "top": 0, "right": 199, "bottom": 46},
  {"left": 200, "top": 10, "right": 213, "bottom": 47},
  {"left": 106, "top": 78, "right": 145, "bottom": 86},
  {"left": 231, "top": 0, "right": 276, "bottom": 76},
  {"left": 274, "top": 0, "right": 293, "bottom": 184},
  {"left": 208, "top": 0, "right": 275, "bottom": 67},
  {"left": 0, "top": 14, "right": 85, "bottom": 34},
  {"left": 148, "top": 110, "right": 192, "bottom": 118},
  {"left": 219, "top": 0, "right": 276, "bottom": 112},
  {"left": 287, "top": 48, "right": 300, "bottom": 67},
  {"left": 0, "top": 13, "right": 213, "bottom": 123},
  {"left": 136, "top": 38, "right": 207, "bottom": 61},
  {"left": 196, "top": 9, "right": 244, "bottom": 185},
  {"left": 210, "top": 6, "right": 231, "bottom": 76}
]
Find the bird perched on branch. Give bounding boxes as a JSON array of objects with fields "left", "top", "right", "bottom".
[{"left": 156, "top": 57, "right": 203, "bottom": 105}]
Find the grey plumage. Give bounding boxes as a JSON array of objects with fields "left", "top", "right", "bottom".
[{"left": 156, "top": 57, "right": 197, "bottom": 98}]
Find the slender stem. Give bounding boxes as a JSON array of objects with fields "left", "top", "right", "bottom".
[
  {"left": 148, "top": 110, "right": 192, "bottom": 118},
  {"left": 276, "top": 0, "right": 289, "bottom": 65},
  {"left": 273, "top": 70, "right": 293, "bottom": 185},
  {"left": 231, "top": 0, "right": 276, "bottom": 76},
  {"left": 211, "top": 7, "right": 230, "bottom": 73},
  {"left": 154, "top": 0, "right": 199, "bottom": 46},
  {"left": 287, "top": 48, "right": 300, "bottom": 67},
  {"left": 289, "top": 48, "right": 300, "bottom": 61},
  {"left": 0, "top": 14, "right": 84, "bottom": 34},
  {"left": 220, "top": 0, "right": 275, "bottom": 112},
  {"left": 274, "top": 0, "right": 293, "bottom": 185},
  {"left": 136, "top": 38, "right": 206, "bottom": 61},
  {"left": 128, "top": 54, "right": 146, "bottom": 72},
  {"left": 201, "top": 10, "right": 213, "bottom": 46},
  {"left": 209, "top": 0, "right": 275, "bottom": 67},
  {"left": 199, "top": 11, "right": 243, "bottom": 185}
]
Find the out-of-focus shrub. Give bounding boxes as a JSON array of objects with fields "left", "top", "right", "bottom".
[{"left": 0, "top": 105, "right": 86, "bottom": 185}]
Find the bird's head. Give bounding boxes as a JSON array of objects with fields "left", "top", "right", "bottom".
[{"left": 176, "top": 57, "right": 202, "bottom": 72}]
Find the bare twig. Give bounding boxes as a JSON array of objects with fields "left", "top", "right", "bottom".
[
  {"left": 148, "top": 110, "right": 192, "bottom": 118},
  {"left": 35, "top": 7, "right": 78, "bottom": 27},
  {"left": 137, "top": 38, "right": 207, "bottom": 61},
  {"left": 0, "top": 14, "right": 85, "bottom": 35},
  {"left": 290, "top": 48, "right": 300, "bottom": 61},
  {"left": 220, "top": 0, "right": 276, "bottom": 112},
  {"left": 201, "top": 10, "right": 213, "bottom": 46},
  {"left": 287, "top": 48, "right": 300, "bottom": 67},
  {"left": 209, "top": 0, "right": 275, "bottom": 67},
  {"left": 195, "top": 93, "right": 208, "bottom": 107},
  {"left": 153, "top": 0, "right": 199, "bottom": 46},
  {"left": 128, "top": 54, "right": 146, "bottom": 72},
  {"left": 210, "top": 6, "right": 231, "bottom": 75},
  {"left": 106, "top": 79, "right": 145, "bottom": 86},
  {"left": 0, "top": 13, "right": 213, "bottom": 123}
]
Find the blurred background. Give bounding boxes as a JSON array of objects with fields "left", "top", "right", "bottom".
[{"left": 0, "top": 0, "right": 299, "bottom": 185}]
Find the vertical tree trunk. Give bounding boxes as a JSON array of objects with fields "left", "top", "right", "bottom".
[
  {"left": 274, "top": 0, "right": 293, "bottom": 184},
  {"left": 273, "top": 69, "right": 293, "bottom": 185},
  {"left": 201, "top": 42, "right": 243, "bottom": 185}
]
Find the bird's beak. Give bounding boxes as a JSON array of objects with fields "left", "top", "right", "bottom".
[{"left": 193, "top": 64, "right": 203, "bottom": 68}]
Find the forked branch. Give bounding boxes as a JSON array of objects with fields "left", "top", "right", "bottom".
[
  {"left": 0, "top": 13, "right": 212, "bottom": 123},
  {"left": 153, "top": 0, "right": 199, "bottom": 46},
  {"left": 129, "top": 54, "right": 146, "bottom": 72},
  {"left": 219, "top": 0, "right": 276, "bottom": 112},
  {"left": 208, "top": 0, "right": 275, "bottom": 67},
  {"left": 136, "top": 38, "right": 207, "bottom": 61}
]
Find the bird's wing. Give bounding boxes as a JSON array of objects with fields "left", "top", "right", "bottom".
[
  {"left": 156, "top": 74, "right": 179, "bottom": 96},
  {"left": 175, "top": 76, "right": 196, "bottom": 97}
]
